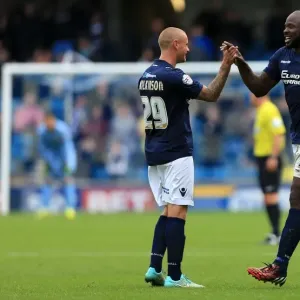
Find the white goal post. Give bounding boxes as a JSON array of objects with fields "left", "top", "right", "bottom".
[{"left": 0, "top": 61, "right": 268, "bottom": 215}]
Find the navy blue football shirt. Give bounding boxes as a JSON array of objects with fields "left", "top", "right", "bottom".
[
  {"left": 138, "top": 59, "right": 203, "bottom": 166},
  {"left": 264, "top": 47, "right": 300, "bottom": 144}
]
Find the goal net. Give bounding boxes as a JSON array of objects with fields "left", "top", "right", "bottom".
[{"left": 0, "top": 62, "right": 288, "bottom": 215}]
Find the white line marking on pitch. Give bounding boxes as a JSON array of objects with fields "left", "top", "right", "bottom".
[{"left": 6, "top": 251, "right": 277, "bottom": 258}]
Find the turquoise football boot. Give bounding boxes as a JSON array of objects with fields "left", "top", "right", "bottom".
[
  {"left": 164, "top": 274, "right": 204, "bottom": 288},
  {"left": 145, "top": 267, "right": 165, "bottom": 286}
]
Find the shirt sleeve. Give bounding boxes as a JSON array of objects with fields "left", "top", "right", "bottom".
[
  {"left": 263, "top": 48, "right": 283, "bottom": 82},
  {"left": 172, "top": 69, "right": 203, "bottom": 99},
  {"left": 269, "top": 109, "right": 286, "bottom": 135}
]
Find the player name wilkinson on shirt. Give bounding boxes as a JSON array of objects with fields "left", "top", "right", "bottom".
[{"left": 139, "top": 80, "right": 164, "bottom": 91}]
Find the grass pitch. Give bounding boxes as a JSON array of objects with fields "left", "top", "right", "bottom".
[{"left": 0, "top": 212, "right": 299, "bottom": 300}]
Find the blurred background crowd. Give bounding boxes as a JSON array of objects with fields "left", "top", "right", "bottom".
[
  {"left": 0, "top": 0, "right": 297, "bottom": 64},
  {"left": 1, "top": 0, "right": 298, "bottom": 185}
]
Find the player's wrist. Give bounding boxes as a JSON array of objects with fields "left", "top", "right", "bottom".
[{"left": 220, "top": 61, "right": 232, "bottom": 69}]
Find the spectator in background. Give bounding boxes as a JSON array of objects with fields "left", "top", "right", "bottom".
[
  {"left": 139, "top": 48, "right": 154, "bottom": 62},
  {"left": 81, "top": 106, "right": 108, "bottom": 162},
  {"left": 192, "top": 0, "right": 224, "bottom": 43},
  {"left": 201, "top": 105, "right": 223, "bottom": 166},
  {"left": 52, "top": 2, "right": 74, "bottom": 41},
  {"left": 72, "top": 95, "right": 88, "bottom": 136},
  {"left": 14, "top": 91, "right": 44, "bottom": 172},
  {"left": 94, "top": 80, "right": 113, "bottom": 121},
  {"left": 220, "top": 10, "right": 253, "bottom": 53},
  {"left": 110, "top": 102, "right": 138, "bottom": 154},
  {"left": 105, "top": 139, "right": 129, "bottom": 180},
  {"left": 14, "top": 92, "right": 44, "bottom": 132},
  {"left": 52, "top": 40, "right": 73, "bottom": 62},
  {"left": 89, "top": 12, "right": 103, "bottom": 49},
  {"left": 32, "top": 47, "right": 52, "bottom": 62},
  {"left": 77, "top": 33, "right": 102, "bottom": 61},
  {"left": 144, "top": 18, "right": 165, "bottom": 59},
  {"left": 78, "top": 105, "right": 108, "bottom": 174},
  {"left": 188, "top": 24, "right": 215, "bottom": 61}
]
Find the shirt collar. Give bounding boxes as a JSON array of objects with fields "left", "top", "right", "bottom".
[{"left": 153, "top": 59, "right": 174, "bottom": 68}]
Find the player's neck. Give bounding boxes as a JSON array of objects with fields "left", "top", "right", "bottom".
[
  {"left": 159, "top": 54, "right": 176, "bottom": 67},
  {"left": 295, "top": 47, "right": 300, "bottom": 53}
]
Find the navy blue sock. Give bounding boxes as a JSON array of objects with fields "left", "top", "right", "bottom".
[
  {"left": 274, "top": 208, "right": 300, "bottom": 267},
  {"left": 166, "top": 217, "right": 186, "bottom": 281},
  {"left": 150, "top": 215, "right": 167, "bottom": 273}
]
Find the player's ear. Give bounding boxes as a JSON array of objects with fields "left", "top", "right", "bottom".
[{"left": 173, "top": 39, "right": 179, "bottom": 49}]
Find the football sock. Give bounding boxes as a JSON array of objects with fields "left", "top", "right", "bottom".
[
  {"left": 166, "top": 217, "right": 186, "bottom": 281},
  {"left": 64, "top": 183, "right": 77, "bottom": 209},
  {"left": 274, "top": 208, "right": 300, "bottom": 267},
  {"left": 266, "top": 203, "right": 281, "bottom": 236},
  {"left": 41, "top": 184, "right": 52, "bottom": 209},
  {"left": 150, "top": 215, "right": 167, "bottom": 273}
]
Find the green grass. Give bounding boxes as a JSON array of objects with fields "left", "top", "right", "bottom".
[{"left": 0, "top": 212, "right": 299, "bottom": 300}]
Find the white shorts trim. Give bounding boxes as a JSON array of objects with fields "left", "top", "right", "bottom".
[
  {"left": 148, "top": 156, "right": 194, "bottom": 207},
  {"left": 292, "top": 145, "right": 300, "bottom": 178}
]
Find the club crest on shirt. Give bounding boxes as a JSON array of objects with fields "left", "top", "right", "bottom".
[{"left": 182, "top": 74, "right": 193, "bottom": 85}]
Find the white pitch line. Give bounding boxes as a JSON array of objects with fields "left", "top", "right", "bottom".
[{"left": 5, "top": 251, "right": 278, "bottom": 258}]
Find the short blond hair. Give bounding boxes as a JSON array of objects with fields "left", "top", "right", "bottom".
[{"left": 158, "top": 27, "right": 187, "bottom": 50}]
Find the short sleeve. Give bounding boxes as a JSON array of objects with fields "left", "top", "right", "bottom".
[
  {"left": 263, "top": 48, "right": 283, "bottom": 82},
  {"left": 172, "top": 69, "right": 203, "bottom": 99},
  {"left": 269, "top": 112, "right": 286, "bottom": 135}
]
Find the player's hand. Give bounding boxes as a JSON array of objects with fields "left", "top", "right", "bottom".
[
  {"left": 221, "top": 45, "right": 239, "bottom": 67},
  {"left": 220, "top": 41, "right": 244, "bottom": 64},
  {"left": 266, "top": 157, "right": 278, "bottom": 172}
]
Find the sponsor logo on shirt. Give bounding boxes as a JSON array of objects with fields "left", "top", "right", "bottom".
[{"left": 182, "top": 74, "right": 193, "bottom": 85}]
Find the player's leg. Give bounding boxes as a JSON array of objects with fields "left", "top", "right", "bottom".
[
  {"left": 248, "top": 147, "right": 300, "bottom": 286},
  {"left": 38, "top": 165, "right": 53, "bottom": 219},
  {"left": 145, "top": 165, "right": 167, "bottom": 286},
  {"left": 164, "top": 203, "right": 189, "bottom": 286},
  {"left": 162, "top": 157, "right": 203, "bottom": 288},
  {"left": 63, "top": 176, "right": 77, "bottom": 220},
  {"left": 258, "top": 156, "right": 281, "bottom": 244}
]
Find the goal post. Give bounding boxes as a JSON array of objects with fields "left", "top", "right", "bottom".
[{"left": 0, "top": 61, "right": 269, "bottom": 215}]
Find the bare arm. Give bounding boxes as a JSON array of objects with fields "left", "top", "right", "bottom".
[
  {"left": 271, "top": 134, "right": 285, "bottom": 157},
  {"left": 235, "top": 58, "right": 278, "bottom": 97},
  {"left": 220, "top": 41, "right": 279, "bottom": 97},
  {"left": 197, "top": 46, "right": 238, "bottom": 102},
  {"left": 197, "top": 63, "right": 231, "bottom": 102},
  {"left": 265, "top": 133, "right": 284, "bottom": 171}
]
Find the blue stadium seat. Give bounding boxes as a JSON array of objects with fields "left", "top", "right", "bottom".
[
  {"left": 195, "top": 166, "right": 226, "bottom": 183},
  {"left": 223, "top": 136, "right": 245, "bottom": 165},
  {"left": 91, "top": 166, "right": 109, "bottom": 179}
]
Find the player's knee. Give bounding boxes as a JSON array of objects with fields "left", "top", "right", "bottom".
[
  {"left": 167, "top": 204, "right": 188, "bottom": 220},
  {"left": 289, "top": 177, "right": 300, "bottom": 209}
]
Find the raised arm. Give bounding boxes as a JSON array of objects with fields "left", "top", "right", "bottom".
[
  {"left": 235, "top": 60, "right": 278, "bottom": 97},
  {"left": 197, "top": 63, "right": 231, "bottom": 102},
  {"left": 197, "top": 46, "right": 237, "bottom": 102},
  {"left": 221, "top": 41, "right": 279, "bottom": 97}
]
